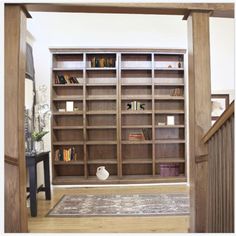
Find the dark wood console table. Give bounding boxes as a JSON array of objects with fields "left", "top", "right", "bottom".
[{"left": 26, "top": 151, "right": 51, "bottom": 217}]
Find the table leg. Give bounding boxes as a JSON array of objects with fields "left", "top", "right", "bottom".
[
  {"left": 29, "top": 165, "right": 37, "bottom": 217},
  {"left": 43, "top": 155, "right": 51, "bottom": 200}
]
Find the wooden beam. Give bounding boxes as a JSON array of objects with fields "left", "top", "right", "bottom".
[
  {"left": 19, "top": 3, "right": 234, "bottom": 18},
  {"left": 4, "top": 5, "right": 28, "bottom": 233},
  {"left": 203, "top": 101, "right": 234, "bottom": 143},
  {"left": 187, "top": 11, "right": 212, "bottom": 232}
]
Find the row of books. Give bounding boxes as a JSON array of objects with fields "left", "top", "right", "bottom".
[
  {"left": 128, "top": 128, "right": 151, "bottom": 141},
  {"left": 170, "top": 88, "right": 183, "bottom": 96},
  {"left": 55, "top": 147, "right": 78, "bottom": 162},
  {"left": 55, "top": 75, "right": 81, "bottom": 84}
]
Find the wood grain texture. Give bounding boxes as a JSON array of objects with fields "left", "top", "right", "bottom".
[
  {"left": 51, "top": 49, "right": 187, "bottom": 184},
  {"left": 203, "top": 101, "right": 234, "bottom": 143},
  {"left": 205, "top": 112, "right": 234, "bottom": 232},
  {"left": 28, "top": 185, "right": 189, "bottom": 233},
  {"left": 22, "top": 3, "right": 234, "bottom": 18},
  {"left": 187, "top": 12, "right": 212, "bottom": 233},
  {"left": 4, "top": 5, "right": 28, "bottom": 233}
]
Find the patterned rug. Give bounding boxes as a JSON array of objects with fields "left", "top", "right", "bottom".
[{"left": 47, "top": 193, "right": 189, "bottom": 217}]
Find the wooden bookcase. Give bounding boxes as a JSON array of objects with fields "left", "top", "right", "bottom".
[{"left": 50, "top": 48, "right": 187, "bottom": 184}]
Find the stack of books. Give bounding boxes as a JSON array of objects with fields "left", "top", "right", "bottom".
[
  {"left": 128, "top": 131, "right": 145, "bottom": 141},
  {"left": 55, "top": 147, "right": 78, "bottom": 162},
  {"left": 128, "top": 128, "right": 151, "bottom": 141},
  {"left": 55, "top": 75, "right": 81, "bottom": 84}
]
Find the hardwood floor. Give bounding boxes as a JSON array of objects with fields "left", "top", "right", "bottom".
[{"left": 28, "top": 184, "right": 189, "bottom": 233}]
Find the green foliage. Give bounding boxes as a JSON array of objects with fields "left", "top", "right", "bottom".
[{"left": 32, "top": 131, "right": 49, "bottom": 142}]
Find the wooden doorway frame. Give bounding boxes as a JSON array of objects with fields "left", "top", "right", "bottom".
[{"left": 4, "top": 2, "right": 234, "bottom": 233}]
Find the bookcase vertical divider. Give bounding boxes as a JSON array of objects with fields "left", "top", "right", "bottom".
[
  {"left": 183, "top": 53, "right": 187, "bottom": 178},
  {"left": 83, "top": 52, "right": 88, "bottom": 178},
  {"left": 117, "top": 53, "right": 122, "bottom": 178},
  {"left": 151, "top": 53, "right": 156, "bottom": 176},
  {"left": 50, "top": 54, "right": 55, "bottom": 180}
]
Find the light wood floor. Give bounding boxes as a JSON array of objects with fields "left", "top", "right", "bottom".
[{"left": 28, "top": 184, "right": 189, "bottom": 233}]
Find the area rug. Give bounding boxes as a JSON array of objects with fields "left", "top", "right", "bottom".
[{"left": 47, "top": 193, "right": 189, "bottom": 217}]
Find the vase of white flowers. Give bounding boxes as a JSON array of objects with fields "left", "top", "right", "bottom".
[
  {"left": 32, "top": 85, "right": 51, "bottom": 153},
  {"left": 32, "top": 130, "right": 49, "bottom": 153}
]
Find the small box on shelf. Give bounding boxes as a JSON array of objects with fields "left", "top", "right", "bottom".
[
  {"left": 158, "top": 122, "right": 166, "bottom": 126},
  {"left": 160, "top": 163, "right": 179, "bottom": 177}
]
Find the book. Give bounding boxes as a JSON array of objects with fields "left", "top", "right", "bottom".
[
  {"left": 128, "top": 130, "right": 145, "bottom": 141},
  {"left": 55, "top": 149, "right": 59, "bottom": 161},
  {"left": 142, "top": 128, "right": 151, "bottom": 140},
  {"left": 59, "top": 148, "right": 63, "bottom": 161},
  {"left": 137, "top": 101, "right": 140, "bottom": 111},
  {"left": 64, "top": 75, "right": 70, "bottom": 84},
  {"left": 57, "top": 75, "right": 67, "bottom": 84}
]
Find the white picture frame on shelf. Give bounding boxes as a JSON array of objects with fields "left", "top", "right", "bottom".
[
  {"left": 167, "top": 116, "right": 175, "bottom": 125},
  {"left": 66, "top": 101, "right": 74, "bottom": 112}
]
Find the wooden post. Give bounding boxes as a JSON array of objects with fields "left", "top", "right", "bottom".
[
  {"left": 4, "top": 5, "right": 28, "bottom": 232},
  {"left": 187, "top": 11, "right": 212, "bottom": 232}
]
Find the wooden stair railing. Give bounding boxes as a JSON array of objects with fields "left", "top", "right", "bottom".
[{"left": 202, "top": 101, "right": 234, "bottom": 233}]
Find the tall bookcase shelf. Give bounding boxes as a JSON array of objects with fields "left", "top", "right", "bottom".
[{"left": 50, "top": 48, "right": 187, "bottom": 184}]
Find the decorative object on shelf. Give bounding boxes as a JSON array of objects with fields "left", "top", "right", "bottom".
[
  {"left": 178, "top": 60, "right": 182, "bottom": 68},
  {"left": 160, "top": 163, "right": 180, "bottom": 177},
  {"left": 128, "top": 130, "right": 145, "bottom": 141},
  {"left": 32, "top": 130, "right": 49, "bottom": 153},
  {"left": 127, "top": 101, "right": 145, "bottom": 110},
  {"left": 167, "top": 116, "right": 175, "bottom": 125},
  {"left": 170, "top": 88, "right": 183, "bottom": 96},
  {"left": 211, "top": 94, "right": 230, "bottom": 124},
  {"left": 158, "top": 122, "right": 166, "bottom": 126},
  {"left": 96, "top": 166, "right": 109, "bottom": 180},
  {"left": 58, "top": 108, "right": 66, "bottom": 112},
  {"left": 74, "top": 107, "right": 79, "bottom": 111},
  {"left": 66, "top": 101, "right": 74, "bottom": 112}
]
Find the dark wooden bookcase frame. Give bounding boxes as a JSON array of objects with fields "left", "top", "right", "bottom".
[{"left": 50, "top": 48, "right": 187, "bottom": 184}]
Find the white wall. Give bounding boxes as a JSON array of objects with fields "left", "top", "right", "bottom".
[
  {"left": 27, "top": 13, "right": 234, "bottom": 97},
  {"left": 27, "top": 12, "right": 234, "bottom": 186},
  {"left": 210, "top": 17, "right": 235, "bottom": 102}
]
